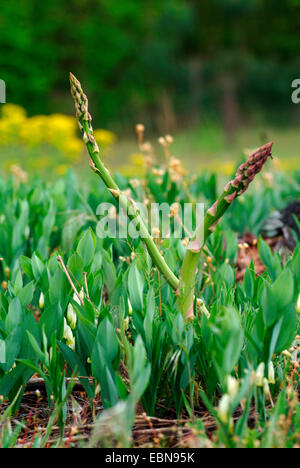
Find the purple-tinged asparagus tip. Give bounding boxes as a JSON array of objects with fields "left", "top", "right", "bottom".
[{"left": 233, "top": 142, "right": 273, "bottom": 191}]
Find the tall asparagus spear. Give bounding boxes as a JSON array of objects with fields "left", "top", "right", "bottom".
[
  {"left": 179, "top": 142, "right": 273, "bottom": 317},
  {"left": 69, "top": 73, "right": 179, "bottom": 291}
]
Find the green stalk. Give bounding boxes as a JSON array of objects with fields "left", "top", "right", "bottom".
[
  {"left": 69, "top": 73, "right": 179, "bottom": 291},
  {"left": 179, "top": 142, "right": 273, "bottom": 317}
]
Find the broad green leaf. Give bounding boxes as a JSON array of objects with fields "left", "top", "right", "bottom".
[
  {"left": 5, "top": 298, "right": 23, "bottom": 334},
  {"left": 211, "top": 306, "right": 244, "bottom": 376},
  {"left": 2, "top": 326, "right": 23, "bottom": 372},
  {"left": 258, "top": 237, "right": 281, "bottom": 281},
  {"left": 97, "top": 317, "right": 119, "bottom": 364},
  {"left": 77, "top": 229, "right": 95, "bottom": 267},
  {"left": 91, "top": 342, "right": 118, "bottom": 408},
  {"left": 274, "top": 304, "right": 297, "bottom": 353},
  {"left": 102, "top": 255, "right": 116, "bottom": 294},
  {"left": 67, "top": 252, "right": 84, "bottom": 282},
  {"left": 128, "top": 263, "right": 144, "bottom": 311},
  {"left": 16, "top": 281, "right": 34, "bottom": 307},
  {"left": 260, "top": 282, "right": 277, "bottom": 328},
  {"left": 26, "top": 331, "right": 46, "bottom": 365},
  {"left": 13, "top": 271, "right": 23, "bottom": 295},
  {"left": 49, "top": 267, "right": 67, "bottom": 306},
  {"left": 272, "top": 268, "right": 294, "bottom": 311},
  {"left": 32, "top": 253, "right": 44, "bottom": 280},
  {"left": 20, "top": 256, "right": 33, "bottom": 279}
]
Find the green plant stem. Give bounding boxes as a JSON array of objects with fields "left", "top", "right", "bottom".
[
  {"left": 179, "top": 142, "right": 273, "bottom": 317},
  {"left": 69, "top": 73, "right": 179, "bottom": 291}
]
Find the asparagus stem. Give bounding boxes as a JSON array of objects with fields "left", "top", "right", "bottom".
[
  {"left": 179, "top": 142, "right": 273, "bottom": 317},
  {"left": 69, "top": 73, "right": 179, "bottom": 291}
]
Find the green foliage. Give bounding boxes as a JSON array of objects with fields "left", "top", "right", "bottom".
[{"left": 0, "top": 167, "right": 299, "bottom": 447}]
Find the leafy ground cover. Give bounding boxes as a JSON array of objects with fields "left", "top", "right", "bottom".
[{"left": 0, "top": 80, "right": 299, "bottom": 448}]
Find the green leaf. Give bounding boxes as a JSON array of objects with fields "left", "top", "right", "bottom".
[
  {"left": 5, "top": 298, "right": 23, "bottom": 334},
  {"left": 91, "top": 341, "right": 119, "bottom": 408},
  {"left": 0, "top": 364, "right": 34, "bottom": 401},
  {"left": 128, "top": 263, "right": 144, "bottom": 311},
  {"left": 67, "top": 252, "right": 84, "bottom": 282},
  {"left": 260, "top": 282, "right": 277, "bottom": 328},
  {"left": 130, "top": 335, "right": 151, "bottom": 403},
  {"left": 243, "top": 266, "right": 254, "bottom": 298},
  {"left": 102, "top": 255, "right": 116, "bottom": 294},
  {"left": 77, "top": 229, "right": 95, "bottom": 267},
  {"left": 219, "top": 263, "right": 234, "bottom": 289},
  {"left": 16, "top": 281, "right": 34, "bottom": 308},
  {"left": 258, "top": 237, "right": 281, "bottom": 281},
  {"left": 97, "top": 317, "right": 119, "bottom": 364},
  {"left": 20, "top": 256, "right": 33, "bottom": 279},
  {"left": 39, "top": 303, "right": 63, "bottom": 339},
  {"left": 211, "top": 306, "right": 244, "bottom": 377},
  {"left": 13, "top": 271, "right": 23, "bottom": 295},
  {"left": 274, "top": 305, "right": 297, "bottom": 353},
  {"left": 224, "top": 230, "right": 238, "bottom": 264},
  {"left": 49, "top": 268, "right": 67, "bottom": 306},
  {"left": 17, "top": 359, "right": 48, "bottom": 383},
  {"left": 2, "top": 326, "right": 23, "bottom": 372},
  {"left": 12, "top": 200, "right": 29, "bottom": 252},
  {"left": 26, "top": 331, "right": 46, "bottom": 365},
  {"left": 271, "top": 268, "right": 294, "bottom": 311},
  {"left": 32, "top": 253, "right": 44, "bottom": 281}
]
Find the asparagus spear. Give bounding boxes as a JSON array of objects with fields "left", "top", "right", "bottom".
[
  {"left": 179, "top": 142, "right": 273, "bottom": 317},
  {"left": 69, "top": 73, "right": 179, "bottom": 291}
]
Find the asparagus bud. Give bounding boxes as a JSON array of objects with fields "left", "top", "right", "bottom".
[
  {"left": 180, "top": 143, "right": 273, "bottom": 317},
  {"left": 203, "top": 142, "right": 273, "bottom": 238}
]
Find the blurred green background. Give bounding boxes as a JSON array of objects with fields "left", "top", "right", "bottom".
[{"left": 1, "top": 0, "right": 300, "bottom": 176}]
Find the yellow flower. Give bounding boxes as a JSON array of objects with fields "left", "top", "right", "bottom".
[
  {"left": 1, "top": 104, "right": 27, "bottom": 124},
  {"left": 19, "top": 115, "right": 49, "bottom": 146},
  {"left": 0, "top": 104, "right": 27, "bottom": 144},
  {"left": 0, "top": 106, "right": 116, "bottom": 167}
]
